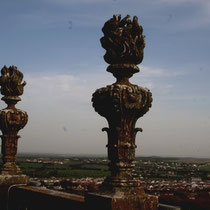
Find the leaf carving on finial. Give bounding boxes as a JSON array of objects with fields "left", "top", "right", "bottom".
[
  {"left": 0, "top": 65, "right": 26, "bottom": 97},
  {"left": 101, "top": 15, "right": 145, "bottom": 65}
]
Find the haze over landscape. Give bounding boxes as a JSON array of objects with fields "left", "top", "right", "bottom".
[{"left": 0, "top": 0, "right": 209, "bottom": 157}]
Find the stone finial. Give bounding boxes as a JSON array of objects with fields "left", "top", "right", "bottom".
[
  {"left": 0, "top": 65, "right": 26, "bottom": 104},
  {"left": 101, "top": 15, "right": 145, "bottom": 75},
  {"left": 0, "top": 66, "right": 28, "bottom": 175},
  {"left": 90, "top": 15, "right": 158, "bottom": 209},
  {"left": 92, "top": 15, "right": 152, "bottom": 189}
]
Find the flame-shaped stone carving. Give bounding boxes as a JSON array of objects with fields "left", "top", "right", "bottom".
[
  {"left": 92, "top": 15, "right": 153, "bottom": 189},
  {"left": 0, "top": 65, "right": 26, "bottom": 103},
  {"left": 101, "top": 15, "right": 145, "bottom": 73},
  {"left": 88, "top": 15, "right": 158, "bottom": 210},
  {"left": 0, "top": 66, "right": 28, "bottom": 175}
]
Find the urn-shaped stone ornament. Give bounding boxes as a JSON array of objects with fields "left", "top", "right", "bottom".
[
  {"left": 0, "top": 66, "right": 28, "bottom": 175},
  {"left": 92, "top": 15, "right": 153, "bottom": 189}
]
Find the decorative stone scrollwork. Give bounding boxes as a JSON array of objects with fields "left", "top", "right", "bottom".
[
  {"left": 0, "top": 65, "right": 28, "bottom": 175},
  {"left": 0, "top": 65, "right": 26, "bottom": 103},
  {"left": 93, "top": 83, "right": 152, "bottom": 118},
  {"left": 101, "top": 15, "right": 145, "bottom": 66},
  {"left": 92, "top": 15, "right": 153, "bottom": 189},
  {"left": 0, "top": 109, "right": 28, "bottom": 132}
]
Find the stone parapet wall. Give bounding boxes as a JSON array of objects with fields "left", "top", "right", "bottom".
[
  {"left": 7, "top": 186, "right": 85, "bottom": 210},
  {"left": 1, "top": 185, "right": 179, "bottom": 210}
]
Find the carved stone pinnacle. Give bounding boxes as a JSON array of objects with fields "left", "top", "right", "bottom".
[
  {"left": 0, "top": 66, "right": 28, "bottom": 175},
  {"left": 92, "top": 15, "right": 152, "bottom": 190},
  {"left": 100, "top": 14, "right": 145, "bottom": 76}
]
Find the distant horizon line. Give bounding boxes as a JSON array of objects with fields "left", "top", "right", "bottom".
[{"left": 17, "top": 152, "right": 210, "bottom": 159}]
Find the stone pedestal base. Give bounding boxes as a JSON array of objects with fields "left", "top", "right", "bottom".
[
  {"left": 0, "top": 175, "right": 29, "bottom": 186},
  {"left": 85, "top": 188, "right": 158, "bottom": 210},
  {"left": 0, "top": 175, "right": 29, "bottom": 210},
  {"left": 1, "top": 161, "right": 22, "bottom": 176}
]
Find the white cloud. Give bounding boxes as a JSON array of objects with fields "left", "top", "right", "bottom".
[
  {"left": 140, "top": 66, "right": 185, "bottom": 78},
  {"left": 140, "top": 66, "right": 164, "bottom": 77},
  {"left": 24, "top": 66, "right": 167, "bottom": 110},
  {"left": 1, "top": 66, "right": 207, "bottom": 157},
  {"left": 130, "top": 65, "right": 185, "bottom": 93},
  {"left": 17, "top": 72, "right": 106, "bottom": 154},
  {"left": 16, "top": 67, "right": 165, "bottom": 154},
  {"left": 21, "top": 65, "right": 179, "bottom": 116}
]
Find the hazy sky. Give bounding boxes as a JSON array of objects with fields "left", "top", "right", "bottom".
[{"left": 0, "top": 0, "right": 209, "bottom": 157}]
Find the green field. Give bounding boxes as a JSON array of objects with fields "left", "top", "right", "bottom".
[
  {"left": 199, "top": 164, "right": 210, "bottom": 172},
  {"left": 17, "top": 160, "right": 109, "bottom": 178}
]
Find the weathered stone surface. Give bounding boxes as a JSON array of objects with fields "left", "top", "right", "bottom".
[
  {"left": 90, "top": 14, "right": 157, "bottom": 209},
  {"left": 93, "top": 83, "right": 152, "bottom": 184},
  {"left": 85, "top": 189, "right": 158, "bottom": 210},
  {"left": 0, "top": 175, "right": 29, "bottom": 186},
  {"left": 0, "top": 175, "right": 29, "bottom": 210},
  {"left": 0, "top": 65, "right": 26, "bottom": 100},
  {"left": 8, "top": 186, "right": 85, "bottom": 210},
  {"left": 101, "top": 15, "right": 145, "bottom": 66},
  {"left": 92, "top": 15, "right": 152, "bottom": 189},
  {"left": 0, "top": 66, "right": 28, "bottom": 175}
]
